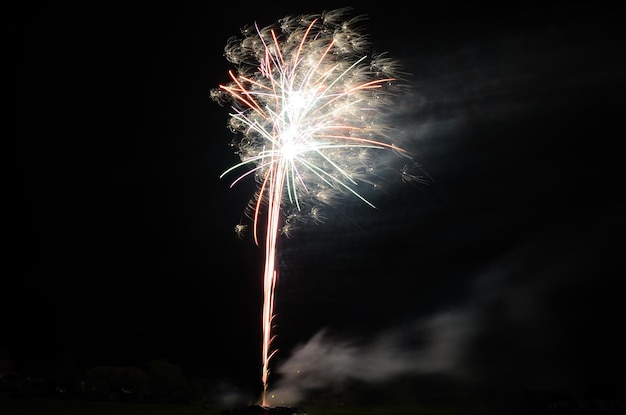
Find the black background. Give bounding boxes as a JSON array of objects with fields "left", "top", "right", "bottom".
[{"left": 7, "top": 0, "right": 625, "bottom": 406}]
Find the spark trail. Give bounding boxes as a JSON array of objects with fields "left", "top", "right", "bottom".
[{"left": 211, "top": 7, "right": 412, "bottom": 405}]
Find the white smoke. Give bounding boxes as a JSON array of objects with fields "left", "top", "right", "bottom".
[
  {"left": 264, "top": 224, "right": 624, "bottom": 407},
  {"left": 264, "top": 309, "right": 474, "bottom": 405}
]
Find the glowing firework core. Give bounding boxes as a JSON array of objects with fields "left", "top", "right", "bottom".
[{"left": 212, "top": 7, "right": 411, "bottom": 405}]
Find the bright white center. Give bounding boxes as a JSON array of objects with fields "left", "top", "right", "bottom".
[{"left": 280, "top": 126, "right": 300, "bottom": 160}]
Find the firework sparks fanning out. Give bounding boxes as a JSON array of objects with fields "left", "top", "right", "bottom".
[{"left": 212, "top": 7, "right": 413, "bottom": 404}]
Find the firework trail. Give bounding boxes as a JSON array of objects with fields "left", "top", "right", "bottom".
[{"left": 211, "top": 7, "right": 413, "bottom": 404}]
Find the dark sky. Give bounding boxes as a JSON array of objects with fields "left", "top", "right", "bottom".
[{"left": 7, "top": 0, "right": 625, "bottom": 408}]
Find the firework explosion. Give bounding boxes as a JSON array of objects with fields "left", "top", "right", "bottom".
[{"left": 211, "top": 7, "right": 414, "bottom": 404}]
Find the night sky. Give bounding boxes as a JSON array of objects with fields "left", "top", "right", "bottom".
[{"left": 6, "top": 0, "right": 625, "bottom": 408}]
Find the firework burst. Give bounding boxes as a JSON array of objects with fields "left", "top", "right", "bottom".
[{"left": 211, "top": 7, "right": 413, "bottom": 404}]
